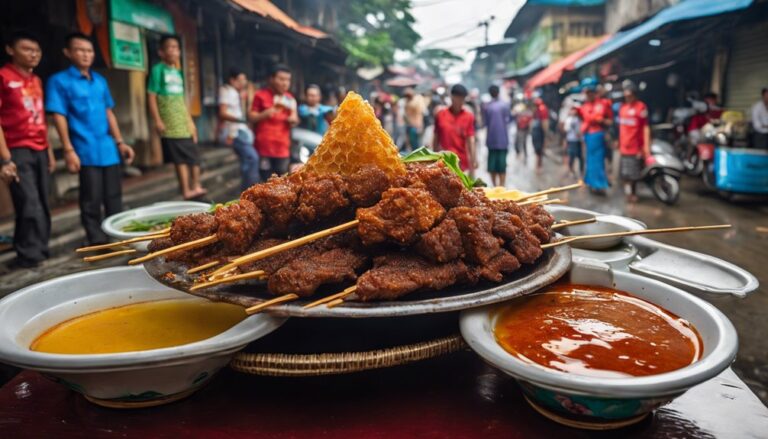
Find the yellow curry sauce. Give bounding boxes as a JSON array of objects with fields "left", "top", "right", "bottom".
[
  {"left": 30, "top": 299, "right": 246, "bottom": 354},
  {"left": 494, "top": 284, "right": 702, "bottom": 378}
]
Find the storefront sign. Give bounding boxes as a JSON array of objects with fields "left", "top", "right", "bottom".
[
  {"left": 109, "top": 21, "right": 146, "bottom": 71},
  {"left": 110, "top": 0, "right": 175, "bottom": 33}
]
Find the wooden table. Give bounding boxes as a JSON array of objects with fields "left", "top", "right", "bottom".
[{"left": 1, "top": 351, "right": 766, "bottom": 438}]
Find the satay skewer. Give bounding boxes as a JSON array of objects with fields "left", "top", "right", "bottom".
[
  {"left": 82, "top": 249, "right": 137, "bottom": 262},
  {"left": 303, "top": 285, "right": 357, "bottom": 309},
  {"left": 518, "top": 198, "right": 566, "bottom": 207},
  {"left": 515, "top": 182, "right": 583, "bottom": 202},
  {"left": 128, "top": 235, "right": 219, "bottom": 265},
  {"left": 190, "top": 270, "right": 266, "bottom": 291},
  {"left": 541, "top": 224, "right": 732, "bottom": 249},
  {"left": 245, "top": 293, "right": 299, "bottom": 315},
  {"left": 76, "top": 230, "right": 170, "bottom": 253},
  {"left": 187, "top": 260, "right": 221, "bottom": 275},
  {"left": 551, "top": 217, "right": 596, "bottom": 230},
  {"left": 209, "top": 220, "right": 360, "bottom": 279}
]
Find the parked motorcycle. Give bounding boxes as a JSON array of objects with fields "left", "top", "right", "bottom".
[{"left": 642, "top": 138, "right": 685, "bottom": 205}]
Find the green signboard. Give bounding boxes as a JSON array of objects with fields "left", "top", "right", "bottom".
[
  {"left": 110, "top": 0, "right": 175, "bottom": 33},
  {"left": 110, "top": 21, "right": 146, "bottom": 71}
]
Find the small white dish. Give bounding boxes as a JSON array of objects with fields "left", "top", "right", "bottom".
[
  {"left": 102, "top": 201, "right": 211, "bottom": 250},
  {"left": 0, "top": 266, "right": 286, "bottom": 408}
]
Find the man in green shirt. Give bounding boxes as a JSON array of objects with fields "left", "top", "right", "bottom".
[{"left": 147, "top": 35, "right": 205, "bottom": 199}]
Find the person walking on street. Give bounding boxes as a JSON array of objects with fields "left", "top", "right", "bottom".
[
  {"left": 562, "top": 106, "right": 583, "bottom": 177},
  {"left": 0, "top": 31, "right": 54, "bottom": 268},
  {"left": 750, "top": 87, "right": 768, "bottom": 149},
  {"left": 298, "top": 84, "right": 334, "bottom": 135},
  {"left": 482, "top": 85, "right": 511, "bottom": 187},
  {"left": 433, "top": 84, "right": 477, "bottom": 175},
  {"left": 531, "top": 97, "right": 549, "bottom": 172},
  {"left": 249, "top": 64, "right": 298, "bottom": 181},
  {"left": 578, "top": 80, "right": 612, "bottom": 194},
  {"left": 618, "top": 81, "right": 651, "bottom": 203},
  {"left": 148, "top": 35, "right": 204, "bottom": 200},
  {"left": 403, "top": 87, "right": 426, "bottom": 151},
  {"left": 219, "top": 69, "right": 258, "bottom": 190},
  {"left": 513, "top": 102, "right": 531, "bottom": 161},
  {"left": 47, "top": 33, "right": 135, "bottom": 245}
]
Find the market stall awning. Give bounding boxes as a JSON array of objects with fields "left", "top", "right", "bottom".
[
  {"left": 230, "top": 0, "right": 328, "bottom": 39},
  {"left": 525, "top": 35, "right": 610, "bottom": 91},
  {"left": 575, "top": 0, "right": 753, "bottom": 69},
  {"left": 503, "top": 54, "right": 550, "bottom": 79}
]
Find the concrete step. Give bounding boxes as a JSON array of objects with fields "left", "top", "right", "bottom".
[{"left": 0, "top": 146, "right": 241, "bottom": 266}]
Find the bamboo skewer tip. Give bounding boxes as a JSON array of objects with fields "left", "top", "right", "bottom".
[{"left": 245, "top": 293, "right": 299, "bottom": 315}]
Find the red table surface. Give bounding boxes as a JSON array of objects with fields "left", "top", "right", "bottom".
[{"left": 1, "top": 352, "right": 766, "bottom": 438}]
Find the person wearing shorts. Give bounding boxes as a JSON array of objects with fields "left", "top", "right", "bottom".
[
  {"left": 482, "top": 85, "right": 510, "bottom": 187},
  {"left": 562, "top": 106, "right": 583, "bottom": 176},
  {"left": 618, "top": 81, "right": 650, "bottom": 203},
  {"left": 531, "top": 97, "right": 548, "bottom": 171},
  {"left": 148, "top": 35, "right": 205, "bottom": 200},
  {"left": 249, "top": 64, "right": 298, "bottom": 181}
]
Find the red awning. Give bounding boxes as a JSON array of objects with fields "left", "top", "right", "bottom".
[
  {"left": 525, "top": 35, "right": 610, "bottom": 92},
  {"left": 230, "top": 0, "right": 328, "bottom": 39}
]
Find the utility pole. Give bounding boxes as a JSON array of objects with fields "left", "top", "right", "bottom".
[{"left": 478, "top": 15, "right": 496, "bottom": 46}]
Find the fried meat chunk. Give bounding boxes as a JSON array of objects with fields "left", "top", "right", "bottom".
[{"left": 357, "top": 187, "right": 445, "bottom": 246}]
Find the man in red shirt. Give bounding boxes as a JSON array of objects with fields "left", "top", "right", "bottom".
[
  {"left": 249, "top": 64, "right": 299, "bottom": 181},
  {"left": 618, "top": 81, "right": 651, "bottom": 202},
  {"left": 433, "top": 84, "right": 476, "bottom": 174},
  {"left": 578, "top": 81, "right": 613, "bottom": 193},
  {"left": 0, "top": 31, "right": 55, "bottom": 268},
  {"left": 531, "top": 97, "right": 549, "bottom": 171}
]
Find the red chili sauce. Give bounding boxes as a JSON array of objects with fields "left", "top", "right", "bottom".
[{"left": 494, "top": 284, "right": 702, "bottom": 378}]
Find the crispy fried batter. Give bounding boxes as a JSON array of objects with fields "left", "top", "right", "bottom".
[
  {"left": 357, "top": 187, "right": 446, "bottom": 246},
  {"left": 268, "top": 248, "right": 369, "bottom": 297},
  {"left": 215, "top": 199, "right": 263, "bottom": 253},
  {"left": 356, "top": 254, "right": 476, "bottom": 301},
  {"left": 296, "top": 173, "right": 350, "bottom": 223},
  {"left": 169, "top": 213, "right": 217, "bottom": 244}
]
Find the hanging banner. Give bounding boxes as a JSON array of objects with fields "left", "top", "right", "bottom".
[
  {"left": 110, "top": 21, "right": 146, "bottom": 71},
  {"left": 110, "top": 0, "right": 175, "bottom": 33}
]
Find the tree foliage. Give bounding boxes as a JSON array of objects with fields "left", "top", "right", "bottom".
[
  {"left": 335, "top": 0, "right": 421, "bottom": 68},
  {"left": 417, "top": 48, "right": 462, "bottom": 76}
]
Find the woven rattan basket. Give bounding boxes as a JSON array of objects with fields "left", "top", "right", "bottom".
[{"left": 230, "top": 334, "right": 467, "bottom": 376}]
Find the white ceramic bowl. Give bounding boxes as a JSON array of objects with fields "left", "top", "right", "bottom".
[
  {"left": 0, "top": 266, "right": 286, "bottom": 408},
  {"left": 102, "top": 201, "right": 211, "bottom": 251},
  {"left": 460, "top": 260, "right": 737, "bottom": 426}
]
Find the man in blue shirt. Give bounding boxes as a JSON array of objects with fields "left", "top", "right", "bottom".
[
  {"left": 298, "top": 84, "right": 334, "bottom": 135},
  {"left": 47, "top": 33, "right": 134, "bottom": 245}
]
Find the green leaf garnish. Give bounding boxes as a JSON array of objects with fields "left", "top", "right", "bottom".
[{"left": 402, "top": 147, "right": 486, "bottom": 189}]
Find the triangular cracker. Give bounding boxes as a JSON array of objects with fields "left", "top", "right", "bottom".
[{"left": 302, "top": 91, "right": 406, "bottom": 178}]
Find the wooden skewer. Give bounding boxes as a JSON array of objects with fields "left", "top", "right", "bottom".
[
  {"left": 541, "top": 224, "right": 732, "bottom": 249},
  {"left": 515, "top": 182, "right": 583, "bottom": 202},
  {"left": 128, "top": 235, "right": 219, "bottom": 265},
  {"left": 75, "top": 232, "right": 170, "bottom": 253},
  {"left": 303, "top": 285, "right": 357, "bottom": 309},
  {"left": 245, "top": 293, "right": 299, "bottom": 315},
  {"left": 210, "top": 220, "right": 360, "bottom": 278},
  {"left": 326, "top": 298, "right": 345, "bottom": 308},
  {"left": 82, "top": 249, "right": 137, "bottom": 262},
  {"left": 551, "top": 217, "right": 596, "bottom": 231},
  {"left": 518, "top": 198, "right": 565, "bottom": 207},
  {"left": 189, "top": 270, "right": 266, "bottom": 291},
  {"left": 187, "top": 260, "right": 221, "bottom": 274}
]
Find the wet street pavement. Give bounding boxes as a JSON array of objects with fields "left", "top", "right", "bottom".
[{"left": 1, "top": 136, "right": 766, "bottom": 404}]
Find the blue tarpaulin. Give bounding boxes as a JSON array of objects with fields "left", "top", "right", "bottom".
[{"left": 575, "top": 0, "right": 753, "bottom": 69}]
